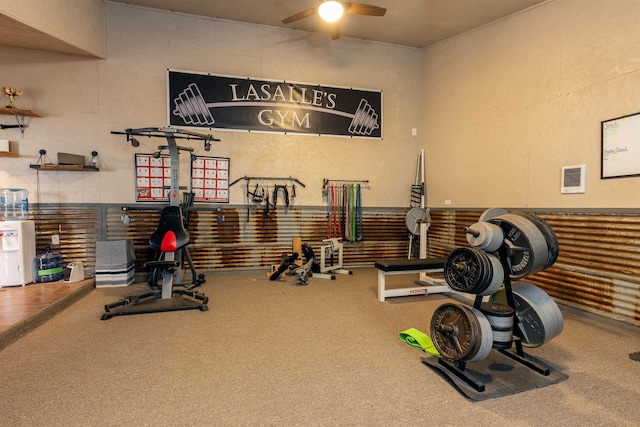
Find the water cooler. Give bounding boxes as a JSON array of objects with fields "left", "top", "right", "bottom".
[{"left": 0, "top": 220, "right": 36, "bottom": 286}]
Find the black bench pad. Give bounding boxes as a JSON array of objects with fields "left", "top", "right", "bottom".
[{"left": 374, "top": 257, "right": 447, "bottom": 272}]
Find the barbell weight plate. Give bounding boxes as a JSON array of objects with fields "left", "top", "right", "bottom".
[
  {"left": 465, "top": 221, "right": 505, "bottom": 253},
  {"left": 444, "top": 247, "right": 503, "bottom": 295},
  {"left": 405, "top": 207, "right": 430, "bottom": 235},
  {"left": 513, "top": 212, "right": 559, "bottom": 269},
  {"left": 478, "top": 208, "right": 508, "bottom": 222},
  {"left": 489, "top": 213, "right": 548, "bottom": 279},
  {"left": 444, "top": 247, "right": 485, "bottom": 293},
  {"left": 430, "top": 303, "right": 493, "bottom": 362},
  {"left": 480, "top": 302, "right": 514, "bottom": 349},
  {"left": 467, "top": 306, "right": 494, "bottom": 362},
  {"left": 480, "top": 302, "right": 514, "bottom": 327},
  {"left": 511, "top": 281, "right": 564, "bottom": 348},
  {"left": 478, "top": 252, "right": 504, "bottom": 296}
]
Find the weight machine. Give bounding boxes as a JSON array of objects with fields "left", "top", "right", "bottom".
[
  {"left": 317, "top": 238, "right": 352, "bottom": 277},
  {"left": 102, "top": 127, "right": 219, "bottom": 320}
]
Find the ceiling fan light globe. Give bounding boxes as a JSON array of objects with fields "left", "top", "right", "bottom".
[{"left": 318, "top": 1, "right": 344, "bottom": 23}]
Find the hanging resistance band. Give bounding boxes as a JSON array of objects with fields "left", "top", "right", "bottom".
[
  {"left": 356, "top": 184, "right": 363, "bottom": 241},
  {"left": 325, "top": 180, "right": 367, "bottom": 240}
]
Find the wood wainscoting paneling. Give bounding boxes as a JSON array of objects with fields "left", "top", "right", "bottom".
[
  {"left": 105, "top": 205, "right": 411, "bottom": 272},
  {"left": 26, "top": 204, "right": 640, "bottom": 327},
  {"left": 31, "top": 205, "right": 99, "bottom": 275}
]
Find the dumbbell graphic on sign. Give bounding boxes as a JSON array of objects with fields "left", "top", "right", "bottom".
[{"left": 172, "top": 83, "right": 380, "bottom": 136}]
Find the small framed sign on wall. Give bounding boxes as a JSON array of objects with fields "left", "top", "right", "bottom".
[
  {"left": 561, "top": 164, "right": 586, "bottom": 194},
  {"left": 135, "top": 153, "right": 171, "bottom": 201},
  {"left": 601, "top": 112, "right": 640, "bottom": 179},
  {"left": 190, "top": 155, "right": 230, "bottom": 203}
]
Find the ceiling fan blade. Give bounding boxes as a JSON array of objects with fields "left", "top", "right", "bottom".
[
  {"left": 282, "top": 8, "right": 317, "bottom": 24},
  {"left": 329, "top": 23, "right": 341, "bottom": 40},
  {"left": 344, "top": 3, "right": 387, "bottom": 17}
]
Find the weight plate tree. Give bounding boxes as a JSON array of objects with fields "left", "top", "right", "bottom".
[
  {"left": 430, "top": 303, "right": 494, "bottom": 362},
  {"left": 510, "top": 281, "right": 564, "bottom": 348},
  {"left": 424, "top": 208, "right": 563, "bottom": 392},
  {"left": 444, "top": 247, "right": 504, "bottom": 296}
]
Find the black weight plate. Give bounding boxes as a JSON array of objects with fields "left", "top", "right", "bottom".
[
  {"left": 480, "top": 301, "right": 514, "bottom": 318},
  {"left": 430, "top": 303, "right": 480, "bottom": 361},
  {"left": 444, "top": 247, "right": 485, "bottom": 293}
]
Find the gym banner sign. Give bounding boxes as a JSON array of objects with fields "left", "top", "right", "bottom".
[{"left": 167, "top": 69, "right": 382, "bottom": 139}]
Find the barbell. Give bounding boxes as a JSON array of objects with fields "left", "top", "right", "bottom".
[{"left": 172, "top": 83, "right": 380, "bottom": 136}]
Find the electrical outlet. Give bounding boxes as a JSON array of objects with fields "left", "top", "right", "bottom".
[
  {"left": 52, "top": 234, "right": 60, "bottom": 245},
  {"left": 444, "top": 199, "right": 452, "bottom": 205}
]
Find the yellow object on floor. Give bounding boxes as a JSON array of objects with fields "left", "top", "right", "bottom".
[{"left": 398, "top": 328, "right": 441, "bottom": 357}]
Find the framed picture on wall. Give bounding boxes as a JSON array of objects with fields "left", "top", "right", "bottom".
[
  {"left": 601, "top": 112, "right": 640, "bottom": 179},
  {"left": 134, "top": 153, "right": 171, "bottom": 202},
  {"left": 190, "top": 155, "right": 230, "bottom": 203}
]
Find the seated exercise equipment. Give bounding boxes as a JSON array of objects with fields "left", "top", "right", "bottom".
[
  {"left": 375, "top": 257, "right": 449, "bottom": 302},
  {"left": 267, "top": 243, "right": 328, "bottom": 286},
  {"left": 318, "top": 238, "right": 352, "bottom": 277},
  {"left": 102, "top": 127, "right": 218, "bottom": 320},
  {"left": 269, "top": 252, "right": 299, "bottom": 281},
  {"left": 146, "top": 191, "right": 205, "bottom": 291},
  {"left": 375, "top": 149, "right": 447, "bottom": 302},
  {"left": 102, "top": 205, "right": 208, "bottom": 320}
]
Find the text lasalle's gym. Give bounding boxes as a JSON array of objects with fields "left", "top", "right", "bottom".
[{"left": 0, "top": 1, "right": 638, "bottom": 426}]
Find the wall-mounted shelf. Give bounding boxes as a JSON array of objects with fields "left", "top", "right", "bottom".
[
  {"left": 0, "top": 107, "right": 42, "bottom": 117},
  {"left": 0, "top": 107, "right": 42, "bottom": 136},
  {"left": 0, "top": 150, "right": 19, "bottom": 157},
  {"left": 29, "top": 164, "right": 99, "bottom": 172}
]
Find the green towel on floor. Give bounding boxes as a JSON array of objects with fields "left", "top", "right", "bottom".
[{"left": 399, "top": 328, "right": 441, "bottom": 357}]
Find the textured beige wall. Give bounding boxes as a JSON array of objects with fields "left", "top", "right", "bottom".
[
  {"left": 423, "top": 0, "right": 640, "bottom": 209},
  {"left": 0, "top": 3, "right": 422, "bottom": 206}
]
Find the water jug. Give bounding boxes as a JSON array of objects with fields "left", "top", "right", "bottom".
[
  {"left": 34, "top": 245, "right": 65, "bottom": 283},
  {"left": 0, "top": 188, "right": 29, "bottom": 220}
]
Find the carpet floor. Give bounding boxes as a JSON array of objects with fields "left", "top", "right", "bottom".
[{"left": 0, "top": 267, "right": 638, "bottom": 426}]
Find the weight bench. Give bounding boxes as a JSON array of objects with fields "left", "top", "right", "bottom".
[{"left": 375, "top": 257, "right": 450, "bottom": 302}]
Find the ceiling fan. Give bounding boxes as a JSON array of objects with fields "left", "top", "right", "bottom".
[{"left": 281, "top": 1, "right": 387, "bottom": 40}]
